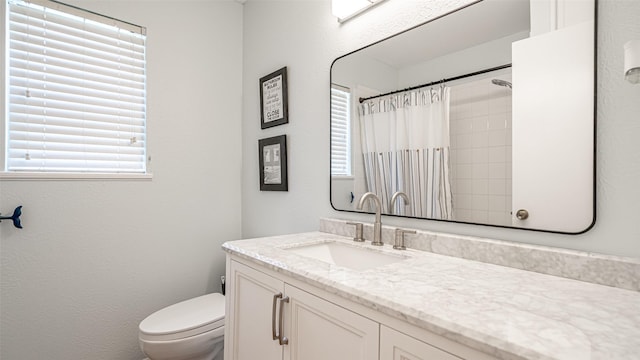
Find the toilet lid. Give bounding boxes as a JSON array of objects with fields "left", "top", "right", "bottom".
[{"left": 139, "top": 293, "right": 225, "bottom": 341}]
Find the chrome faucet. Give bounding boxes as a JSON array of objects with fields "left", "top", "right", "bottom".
[
  {"left": 357, "top": 192, "right": 384, "bottom": 246},
  {"left": 390, "top": 191, "right": 409, "bottom": 215}
]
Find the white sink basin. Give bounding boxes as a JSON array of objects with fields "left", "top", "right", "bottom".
[{"left": 286, "top": 241, "right": 407, "bottom": 271}]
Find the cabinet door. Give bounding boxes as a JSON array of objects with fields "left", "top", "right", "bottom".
[
  {"left": 284, "top": 284, "right": 379, "bottom": 360},
  {"left": 380, "top": 326, "right": 461, "bottom": 360},
  {"left": 226, "top": 260, "right": 284, "bottom": 360}
]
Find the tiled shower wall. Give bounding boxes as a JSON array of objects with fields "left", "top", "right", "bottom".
[{"left": 449, "top": 75, "right": 512, "bottom": 226}]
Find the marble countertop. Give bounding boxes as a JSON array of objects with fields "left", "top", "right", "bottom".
[{"left": 222, "top": 232, "right": 640, "bottom": 360}]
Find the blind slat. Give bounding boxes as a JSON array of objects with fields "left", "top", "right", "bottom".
[
  {"left": 9, "top": 30, "right": 145, "bottom": 69},
  {"left": 10, "top": 54, "right": 145, "bottom": 87}
]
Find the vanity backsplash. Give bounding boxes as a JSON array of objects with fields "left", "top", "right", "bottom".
[{"left": 320, "top": 218, "right": 640, "bottom": 292}]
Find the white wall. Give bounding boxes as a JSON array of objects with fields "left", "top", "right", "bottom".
[
  {"left": 0, "top": 1, "right": 243, "bottom": 359},
  {"left": 241, "top": 0, "right": 640, "bottom": 258}
]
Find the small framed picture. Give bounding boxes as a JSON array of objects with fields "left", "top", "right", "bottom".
[
  {"left": 260, "top": 67, "right": 288, "bottom": 129},
  {"left": 259, "top": 135, "right": 288, "bottom": 191}
]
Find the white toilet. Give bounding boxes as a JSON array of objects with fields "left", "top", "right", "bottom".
[{"left": 138, "top": 293, "right": 225, "bottom": 360}]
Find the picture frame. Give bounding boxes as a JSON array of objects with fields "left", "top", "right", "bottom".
[
  {"left": 259, "top": 135, "right": 288, "bottom": 191},
  {"left": 260, "top": 67, "right": 288, "bottom": 129}
]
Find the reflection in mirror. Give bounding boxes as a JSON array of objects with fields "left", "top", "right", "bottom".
[{"left": 330, "top": 0, "right": 595, "bottom": 233}]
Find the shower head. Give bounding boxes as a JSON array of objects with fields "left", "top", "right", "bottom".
[{"left": 491, "top": 79, "right": 512, "bottom": 89}]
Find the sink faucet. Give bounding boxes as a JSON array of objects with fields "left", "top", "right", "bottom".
[
  {"left": 390, "top": 191, "right": 409, "bottom": 215},
  {"left": 356, "top": 192, "right": 384, "bottom": 246}
]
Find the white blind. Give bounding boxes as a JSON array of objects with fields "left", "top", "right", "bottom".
[
  {"left": 6, "top": 0, "right": 147, "bottom": 173},
  {"left": 331, "top": 86, "right": 351, "bottom": 176}
]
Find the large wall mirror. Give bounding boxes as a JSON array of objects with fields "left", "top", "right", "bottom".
[{"left": 330, "top": 0, "right": 595, "bottom": 234}]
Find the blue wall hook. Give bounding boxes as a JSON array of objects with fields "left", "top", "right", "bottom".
[{"left": 0, "top": 206, "right": 23, "bottom": 229}]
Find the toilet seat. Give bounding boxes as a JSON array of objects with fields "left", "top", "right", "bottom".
[{"left": 139, "top": 293, "right": 225, "bottom": 342}]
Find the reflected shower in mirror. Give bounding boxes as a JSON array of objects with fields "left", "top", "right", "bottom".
[{"left": 330, "top": 0, "right": 596, "bottom": 234}]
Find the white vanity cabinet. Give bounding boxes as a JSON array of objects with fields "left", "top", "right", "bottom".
[
  {"left": 225, "top": 256, "right": 497, "bottom": 360},
  {"left": 285, "top": 284, "right": 379, "bottom": 360},
  {"left": 225, "top": 259, "right": 379, "bottom": 360},
  {"left": 224, "top": 260, "right": 283, "bottom": 360},
  {"left": 380, "top": 326, "right": 462, "bottom": 360}
]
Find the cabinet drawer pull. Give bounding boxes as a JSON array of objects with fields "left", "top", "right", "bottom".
[
  {"left": 272, "top": 293, "right": 283, "bottom": 340},
  {"left": 278, "top": 296, "right": 290, "bottom": 345}
]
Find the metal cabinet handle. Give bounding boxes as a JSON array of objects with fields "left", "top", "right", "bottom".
[
  {"left": 278, "top": 296, "right": 290, "bottom": 345},
  {"left": 516, "top": 209, "right": 529, "bottom": 220},
  {"left": 272, "top": 293, "right": 283, "bottom": 340}
]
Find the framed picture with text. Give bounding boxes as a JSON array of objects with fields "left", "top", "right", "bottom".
[
  {"left": 260, "top": 67, "right": 288, "bottom": 129},
  {"left": 259, "top": 135, "right": 288, "bottom": 191}
]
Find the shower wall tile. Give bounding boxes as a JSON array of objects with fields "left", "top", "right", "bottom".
[
  {"left": 489, "top": 163, "right": 506, "bottom": 179},
  {"left": 472, "top": 194, "right": 489, "bottom": 211},
  {"left": 472, "top": 116, "right": 489, "bottom": 130},
  {"left": 488, "top": 211, "right": 508, "bottom": 225},
  {"left": 458, "top": 196, "right": 473, "bottom": 210},
  {"left": 457, "top": 148, "right": 473, "bottom": 163},
  {"left": 457, "top": 164, "right": 473, "bottom": 179},
  {"left": 472, "top": 148, "right": 488, "bottom": 163},
  {"left": 489, "top": 94, "right": 510, "bottom": 113},
  {"left": 457, "top": 133, "right": 473, "bottom": 148},
  {"left": 471, "top": 210, "right": 489, "bottom": 223},
  {"left": 471, "top": 132, "right": 489, "bottom": 148},
  {"left": 472, "top": 178, "right": 488, "bottom": 195},
  {"left": 488, "top": 113, "right": 508, "bottom": 129},
  {"left": 472, "top": 163, "right": 489, "bottom": 178},
  {"left": 456, "top": 209, "right": 472, "bottom": 222},
  {"left": 457, "top": 118, "right": 473, "bottom": 133},
  {"left": 489, "top": 195, "right": 507, "bottom": 212},
  {"left": 488, "top": 129, "right": 507, "bottom": 146},
  {"left": 450, "top": 75, "right": 512, "bottom": 226},
  {"left": 458, "top": 179, "right": 473, "bottom": 194},
  {"left": 488, "top": 178, "right": 507, "bottom": 195},
  {"left": 488, "top": 146, "right": 506, "bottom": 163}
]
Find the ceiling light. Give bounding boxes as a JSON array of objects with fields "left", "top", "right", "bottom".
[{"left": 332, "top": 0, "right": 388, "bottom": 23}]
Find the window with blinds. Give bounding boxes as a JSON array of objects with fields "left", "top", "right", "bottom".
[
  {"left": 5, "top": 0, "right": 147, "bottom": 174},
  {"left": 331, "top": 86, "right": 351, "bottom": 177}
]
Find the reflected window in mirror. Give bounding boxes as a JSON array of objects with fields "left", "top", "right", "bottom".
[
  {"left": 331, "top": 85, "right": 353, "bottom": 177},
  {"left": 331, "top": 85, "right": 357, "bottom": 211}
]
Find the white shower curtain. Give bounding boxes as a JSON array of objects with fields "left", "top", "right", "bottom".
[{"left": 359, "top": 86, "right": 453, "bottom": 219}]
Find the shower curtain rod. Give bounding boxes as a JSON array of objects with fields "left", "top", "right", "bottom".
[{"left": 358, "top": 63, "right": 512, "bottom": 103}]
